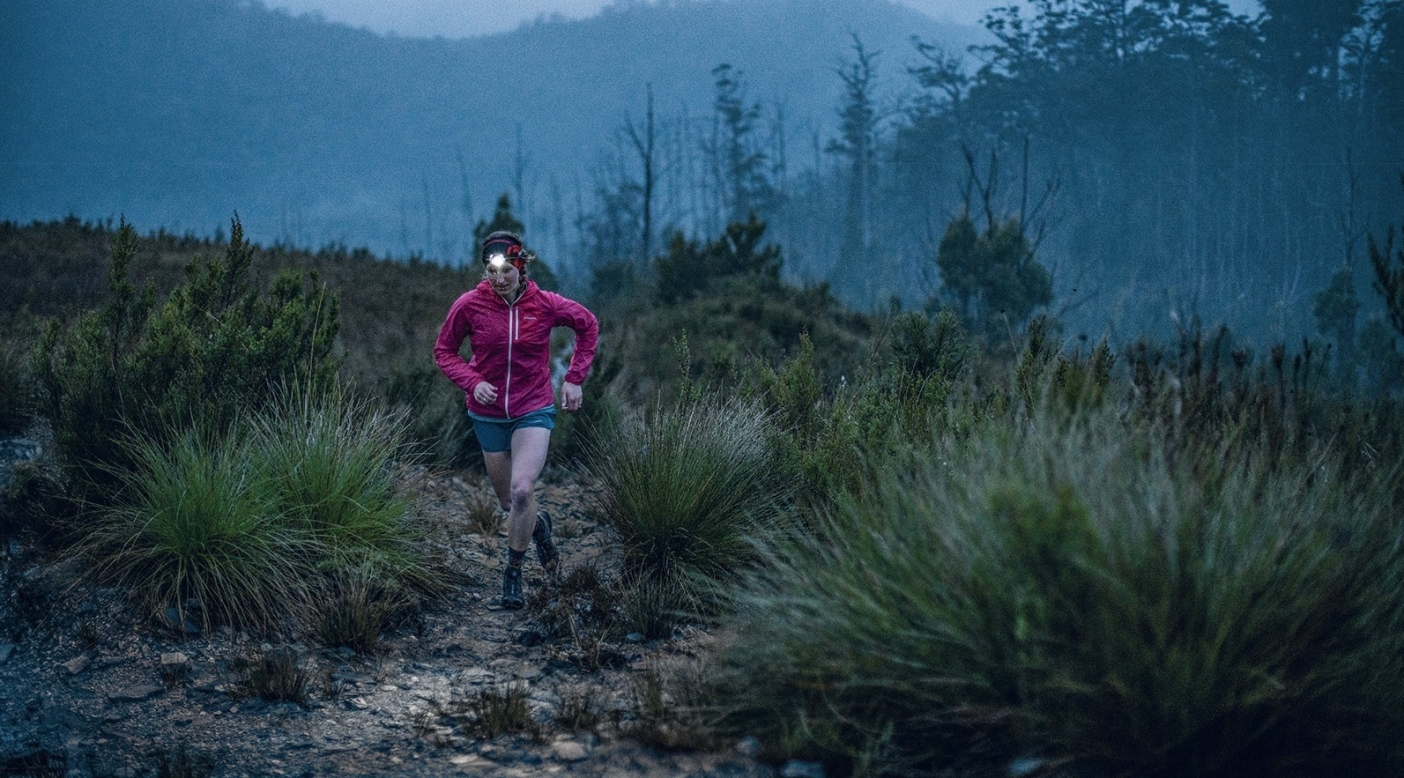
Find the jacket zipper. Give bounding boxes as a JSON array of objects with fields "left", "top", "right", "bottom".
[{"left": 504, "top": 299, "right": 517, "bottom": 417}]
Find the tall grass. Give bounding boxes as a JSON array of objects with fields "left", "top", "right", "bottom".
[
  {"left": 249, "top": 390, "right": 419, "bottom": 580},
  {"left": 715, "top": 405, "right": 1404, "bottom": 777},
  {"left": 88, "top": 428, "right": 313, "bottom": 630},
  {"left": 584, "top": 393, "right": 789, "bottom": 635},
  {"left": 80, "top": 389, "right": 440, "bottom": 634}
]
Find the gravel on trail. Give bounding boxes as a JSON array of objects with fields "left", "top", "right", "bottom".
[{"left": 1, "top": 459, "right": 779, "bottom": 778}]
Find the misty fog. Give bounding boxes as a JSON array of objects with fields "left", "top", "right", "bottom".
[{"left": 3, "top": 0, "right": 1402, "bottom": 350}]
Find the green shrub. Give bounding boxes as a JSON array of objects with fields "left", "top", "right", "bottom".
[
  {"left": 753, "top": 327, "right": 981, "bottom": 513},
  {"left": 33, "top": 218, "right": 339, "bottom": 501},
  {"left": 584, "top": 392, "right": 788, "bottom": 633},
  {"left": 889, "top": 309, "right": 969, "bottom": 384},
  {"left": 248, "top": 390, "right": 420, "bottom": 583},
  {"left": 654, "top": 215, "right": 782, "bottom": 305},
  {"left": 78, "top": 390, "right": 442, "bottom": 634},
  {"left": 84, "top": 427, "right": 313, "bottom": 631},
  {"left": 936, "top": 210, "right": 1052, "bottom": 341},
  {"left": 717, "top": 406, "right": 1404, "bottom": 777}
]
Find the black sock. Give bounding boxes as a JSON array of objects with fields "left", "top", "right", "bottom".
[{"left": 507, "top": 548, "right": 526, "bottom": 570}]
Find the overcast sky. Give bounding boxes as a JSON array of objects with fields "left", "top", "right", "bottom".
[{"left": 265, "top": 0, "right": 1264, "bottom": 39}]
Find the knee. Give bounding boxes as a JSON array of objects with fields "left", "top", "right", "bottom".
[{"left": 510, "top": 480, "right": 535, "bottom": 509}]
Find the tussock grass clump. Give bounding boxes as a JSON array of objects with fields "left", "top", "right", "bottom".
[
  {"left": 234, "top": 647, "right": 311, "bottom": 705},
  {"left": 464, "top": 496, "right": 502, "bottom": 537},
  {"left": 249, "top": 391, "right": 422, "bottom": 583},
  {"left": 313, "top": 572, "right": 407, "bottom": 653},
  {"left": 80, "top": 390, "right": 442, "bottom": 635},
  {"left": 435, "top": 682, "right": 543, "bottom": 741},
  {"left": 584, "top": 393, "right": 788, "bottom": 635},
  {"left": 717, "top": 407, "right": 1404, "bottom": 777},
  {"left": 87, "top": 428, "right": 313, "bottom": 631},
  {"left": 625, "top": 662, "right": 721, "bottom": 752},
  {"left": 557, "top": 685, "right": 607, "bottom": 732},
  {"left": 154, "top": 743, "right": 216, "bottom": 778},
  {"left": 528, "top": 564, "right": 628, "bottom": 670}
]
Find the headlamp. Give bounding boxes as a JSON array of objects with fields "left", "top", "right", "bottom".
[{"left": 487, "top": 253, "right": 508, "bottom": 269}]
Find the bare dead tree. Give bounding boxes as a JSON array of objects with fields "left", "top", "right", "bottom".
[{"left": 624, "top": 84, "right": 656, "bottom": 265}]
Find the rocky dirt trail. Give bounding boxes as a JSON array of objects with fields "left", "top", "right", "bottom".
[{"left": 0, "top": 461, "right": 781, "bottom": 778}]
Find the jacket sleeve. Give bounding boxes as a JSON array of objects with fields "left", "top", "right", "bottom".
[
  {"left": 434, "top": 295, "right": 484, "bottom": 393},
  {"left": 550, "top": 293, "right": 599, "bottom": 386}
]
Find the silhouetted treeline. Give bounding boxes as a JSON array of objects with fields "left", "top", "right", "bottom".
[
  {"left": 576, "top": 1, "right": 1404, "bottom": 347},
  {"left": 7, "top": 0, "right": 1402, "bottom": 348}
]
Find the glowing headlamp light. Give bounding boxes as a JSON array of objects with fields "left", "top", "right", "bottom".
[{"left": 486, "top": 253, "right": 509, "bottom": 270}]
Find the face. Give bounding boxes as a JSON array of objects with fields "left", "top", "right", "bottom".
[{"left": 483, "top": 255, "right": 522, "bottom": 297}]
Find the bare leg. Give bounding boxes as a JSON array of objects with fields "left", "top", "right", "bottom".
[
  {"left": 504, "top": 426, "right": 551, "bottom": 553},
  {"left": 482, "top": 450, "right": 512, "bottom": 513}
]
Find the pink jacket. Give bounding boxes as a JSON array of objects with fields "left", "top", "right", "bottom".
[{"left": 434, "top": 279, "right": 599, "bottom": 419}]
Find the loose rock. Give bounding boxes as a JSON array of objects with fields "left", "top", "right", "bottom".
[
  {"left": 552, "top": 740, "right": 590, "bottom": 762},
  {"left": 107, "top": 683, "right": 165, "bottom": 703}
]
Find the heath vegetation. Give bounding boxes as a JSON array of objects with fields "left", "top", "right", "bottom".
[{"left": 2, "top": 201, "right": 1403, "bottom": 776}]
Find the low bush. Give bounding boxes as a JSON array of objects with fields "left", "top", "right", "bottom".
[
  {"left": 754, "top": 327, "right": 978, "bottom": 512},
  {"left": 249, "top": 390, "right": 422, "bottom": 584},
  {"left": 716, "top": 405, "right": 1404, "bottom": 777},
  {"left": 77, "top": 390, "right": 442, "bottom": 634},
  {"left": 583, "top": 393, "right": 788, "bottom": 634},
  {"left": 84, "top": 426, "right": 314, "bottom": 631},
  {"left": 33, "top": 218, "right": 339, "bottom": 503},
  {"left": 381, "top": 364, "right": 479, "bottom": 468}
]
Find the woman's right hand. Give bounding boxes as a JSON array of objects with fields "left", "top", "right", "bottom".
[{"left": 473, "top": 381, "right": 498, "bottom": 405}]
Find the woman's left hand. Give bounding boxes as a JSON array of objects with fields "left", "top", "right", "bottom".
[{"left": 561, "top": 382, "right": 583, "bottom": 412}]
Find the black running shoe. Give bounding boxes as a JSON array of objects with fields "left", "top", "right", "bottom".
[
  {"left": 532, "top": 510, "right": 559, "bottom": 573},
  {"left": 501, "top": 564, "right": 524, "bottom": 610}
]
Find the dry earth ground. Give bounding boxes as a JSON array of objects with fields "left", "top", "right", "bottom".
[{"left": 1, "top": 462, "right": 781, "bottom": 778}]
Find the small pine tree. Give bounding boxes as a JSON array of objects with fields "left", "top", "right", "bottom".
[
  {"left": 472, "top": 193, "right": 527, "bottom": 245},
  {"left": 34, "top": 217, "right": 340, "bottom": 501},
  {"left": 936, "top": 210, "right": 1051, "bottom": 341},
  {"left": 654, "top": 215, "right": 782, "bottom": 304}
]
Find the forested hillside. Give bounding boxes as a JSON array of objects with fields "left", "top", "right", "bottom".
[
  {"left": 4, "top": 0, "right": 1403, "bottom": 347},
  {"left": 0, "top": 0, "right": 971, "bottom": 262}
]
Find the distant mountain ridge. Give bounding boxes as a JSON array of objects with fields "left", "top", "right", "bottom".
[{"left": 1, "top": 0, "right": 978, "bottom": 260}]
